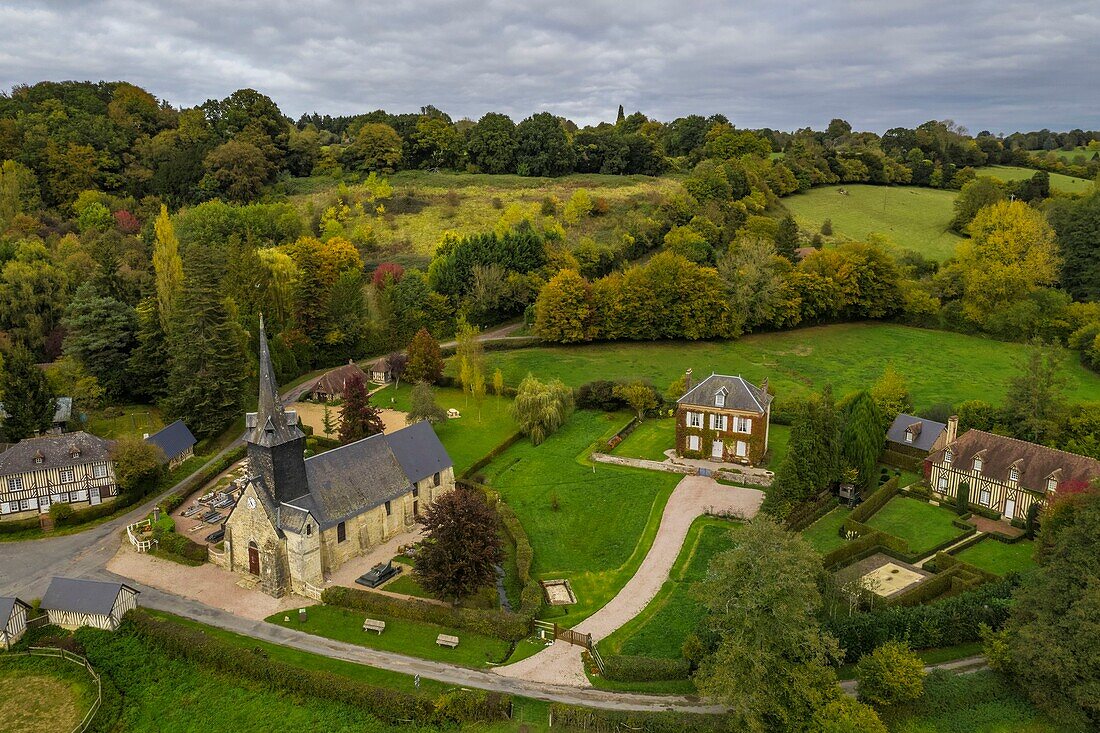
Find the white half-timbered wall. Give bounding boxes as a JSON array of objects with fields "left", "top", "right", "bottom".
[
  {"left": 927, "top": 461, "right": 1043, "bottom": 521},
  {"left": 1, "top": 602, "right": 28, "bottom": 649},
  {"left": 45, "top": 587, "right": 138, "bottom": 631},
  {"left": 0, "top": 460, "right": 117, "bottom": 517}
]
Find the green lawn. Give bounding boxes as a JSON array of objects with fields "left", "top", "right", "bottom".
[
  {"left": 865, "top": 496, "right": 968, "bottom": 556},
  {"left": 0, "top": 654, "right": 97, "bottom": 733},
  {"left": 887, "top": 670, "right": 1078, "bottom": 732},
  {"left": 600, "top": 517, "right": 740, "bottom": 660},
  {"left": 266, "top": 604, "right": 511, "bottom": 668},
  {"left": 954, "top": 537, "right": 1038, "bottom": 575},
  {"left": 782, "top": 184, "right": 964, "bottom": 259},
  {"left": 610, "top": 418, "right": 676, "bottom": 461},
  {"left": 374, "top": 382, "right": 517, "bottom": 475},
  {"left": 976, "top": 165, "right": 1095, "bottom": 194},
  {"left": 765, "top": 423, "right": 791, "bottom": 469},
  {"left": 82, "top": 403, "right": 165, "bottom": 440},
  {"left": 478, "top": 323, "right": 1100, "bottom": 411},
  {"left": 802, "top": 506, "right": 851, "bottom": 554},
  {"left": 481, "top": 410, "right": 681, "bottom": 625}
]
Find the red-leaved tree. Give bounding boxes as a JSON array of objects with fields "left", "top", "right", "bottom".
[{"left": 337, "top": 372, "right": 384, "bottom": 444}]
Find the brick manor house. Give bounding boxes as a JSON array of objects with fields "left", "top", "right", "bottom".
[
  {"left": 223, "top": 317, "right": 456, "bottom": 598},
  {"left": 926, "top": 417, "right": 1100, "bottom": 522},
  {"left": 675, "top": 370, "right": 772, "bottom": 465}
]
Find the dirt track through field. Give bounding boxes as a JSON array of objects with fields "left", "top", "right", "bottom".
[{"left": 494, "top": 475, "right": 763, "bottom": 687}]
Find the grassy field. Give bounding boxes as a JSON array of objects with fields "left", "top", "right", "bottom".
[
  {"left": 782, "top": 185, "right": 964, "bottom": 259},
  {"left": 0, "top": 655, "right": 95, "bottom": 733},
  {"left": 83, "top": 403, "right": 165, "bottom": 440},
  {"left": 374, "top": 382, "right": 517, "bottom": 475},
  {"left": 1032, "top": 147, "right": 1100, "bottom": 164},
  {"left": 611, "top": 418, "right": 676, "bottom": 461},
  {"left": 266, "top": 604, "right": 511, "bottom": 667},
  {"left": 289, "top": 170, "right": 681, "bottom": 259},
  {"left": 887, "top": 670, "right": 1078, "bottom": 732},
  {"left": 954, "top": 537, "right": 1038, "bottom": 575},
  {"left": 865, "top": 496, "right": 967, "bottom": 556},
  {"left": 478, "top": 323, "right": 1100, "bottom": 410},
  {"left": 600, "top": 517, "right": 740, "bottom": 661},
  {"left": 765, "top": 423, "right": 791, "bottom": 469},
  {"left": 976, "top": 165, "right": 1095, "bottom": 194},
  {"left": 802, "top": 506, "right": 850, "bottom": 554},
  {"left": 481, "top": 410, "right": 681, "bottom": 625}
]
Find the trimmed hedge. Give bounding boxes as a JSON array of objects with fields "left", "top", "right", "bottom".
[
  {"left": 114, "top": 610, "right": 510, "bottom": 725},
  {"left": 0, "top": 516, "right": 41, "bottom": 534},
  {"left": 881, "top": 448, "right": 924, "bottom": 472},
  {"left": 550, "top": 704, "right": 728, "bottom": 732},
  {"left": 785, "top": 492, "right": 839, "bottom": 532},
  {"left": 822, "top": 529, "right": 908, "bottom": 570},
  {"left": 824, "top": 577, "right": 1018, "bottom": 663},
  {"left": 321, "top": 585, "right": 531, "bottom": 641},
  {"left": 601, "top": 654, "right": 691, "bottom": 682},
  {"left": 849, "top": 476, "right": 899, "bottom": 524},
  {"left": 460, "top": 432, "right": 523, "bottom": 480}
]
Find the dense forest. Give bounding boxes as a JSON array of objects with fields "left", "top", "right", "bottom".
[{"left": 1, "top": 79, "right": 1099, "bottom": 446}]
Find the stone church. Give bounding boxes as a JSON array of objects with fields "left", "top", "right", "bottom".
[{"left": 224, "top": 318, "right": 455, "bottom": 598}]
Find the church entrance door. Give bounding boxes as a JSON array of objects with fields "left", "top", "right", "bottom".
[{"left": 248, "top": 543, "right": 260, "bottom": 575}]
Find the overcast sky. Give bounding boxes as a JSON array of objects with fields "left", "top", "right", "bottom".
[{"left": 1, "top": 1, "right": 1097, "bottom": 134}]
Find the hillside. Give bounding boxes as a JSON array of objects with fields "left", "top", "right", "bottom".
[
  {"left": 782, "top": 185, "right": 964, "bottom": 260},
  {"left": 976, "top": 165, "right": 1094, "bottom": 194}
]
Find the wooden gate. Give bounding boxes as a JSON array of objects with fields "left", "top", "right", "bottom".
[{"left": 554, "top": 625, "right": 592, "bottom": 649}]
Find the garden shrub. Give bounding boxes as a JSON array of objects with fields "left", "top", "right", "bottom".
[
  {"left": 880, "top": 448, "right": 924, "bottom": 472},
  {"left": 0, "top": 515, "right": 42, "bottom": 534},
  {"left": 601, "top": 654, "right": 691, "bottom": 682},
  {"left": 549, "top": 704, "right": 729, "bottom": 732},
  {"left": 152, "top": 525, "right": 208, "bottom": 565},
  {"left": 823, "top": 529, "right": 908, "bottom": 569},
  {"left": 321, "top": 585, "right": 530, "bottom": 641},
  {"left": 825, "top": 577, "right": 1017, "bottom": 662},
  {"left": 785, "top": 492, "right": 839, "bottom": 531},
  {"left": 575, "top": 380, "right": 627, "bottom": 412},
  {"left": 856, "top": 641, "right": 925, "bottom": 708}
]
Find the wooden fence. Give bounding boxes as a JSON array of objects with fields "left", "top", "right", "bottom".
[
  {"left": 533, "top": 620, "right": 604, "bottom": 673},
  {"left": 2, "top": 646, "right": 103, "bottom": 733}
]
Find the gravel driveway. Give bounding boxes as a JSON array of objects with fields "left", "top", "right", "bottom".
[{"left": 495, "top": 475, "right": 763, "bottom": 687}]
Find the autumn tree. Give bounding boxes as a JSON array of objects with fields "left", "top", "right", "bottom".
[
  {"left": 345, "top": 122, "right": 403, "bottom": 172},
  {"left": 153, "top": 204, "right": 184, "bottom": 332},
  {"left": 414, "top": 485, "right": 503, "bottom": 602},
  {"left": 201, "top": 139, "right": 273, "bottom": 201},
  {"left": 337, "top": 372, "right": 384, "bottom": 444},
  {"left": 809, "top": 697, "right": 887, "bottom": 733},
  {"left": 0, "top": 344, "right": 56, "bottom": 441},
  {"left": 512, "top": 374, "right": 574, "bottom": 445},
  {"left": 406, "top": 382, "right": 447, "bottom": 425},
  {"left": 613, "top": 381, "right": 659, "bottom": 420},
  {"left": 856, "top": 641, "right": 925, "bottom": 709},
  {"left": 386, "top": 351, "right": 408, "bottom": 389},
  {"left": 693, "top": 517, "right": 841, "bottom": 731},
  {"left": 404, "top": 328, "right": 444, "bottom": 384},
  {"left": 455, "top": 318, "right": 486, "bottom": 420},
  {"left": 870, "top": 365, "right": 912, "bottom": 430},
  {"left": 534, "top": 269, "right": 594, "bottom": 343},
  {"left": 111, "top": 437, "right": 166, "bottom": 501}
]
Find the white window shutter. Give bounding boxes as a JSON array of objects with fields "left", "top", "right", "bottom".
[
  {"left": 709, "top": 414, "right": 716, "bottom": 429},
  {"left": 744, "top": 418, "right": 752, "bottom": 433}
]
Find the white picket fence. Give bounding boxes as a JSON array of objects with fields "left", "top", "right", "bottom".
[{"left": 126, "top": 518, "right": 154, "bottom": 552}]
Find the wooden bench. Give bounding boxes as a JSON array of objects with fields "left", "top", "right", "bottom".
[
  {"left": 436, "top": 634, "right": 459, "bottom": 648},
  {"left": 362, "top": 618, "right": 386, "bottom": 634}
]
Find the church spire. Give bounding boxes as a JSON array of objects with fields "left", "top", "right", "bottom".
[{"left": 247, "top": 314, "right": 304, "bottom": 448}]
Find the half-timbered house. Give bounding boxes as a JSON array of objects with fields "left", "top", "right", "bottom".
[
  {"left": 40, "top": 578, "right": 138, "bottom": 631},
  {"left": 0, "top": 432, "right": 118, "bottom": 521},
  {"left": 0, "top": 596, "right": 30, "bottom": 650},
  {"left": 926, "top": 417, "right": 1100, "bottom": 522}
]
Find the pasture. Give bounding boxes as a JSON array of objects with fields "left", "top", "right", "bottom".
[
  {"left": 480, "top": 410, "right": 681, "bottom": 625},
  {"left": 477, "top": 323, "right": 1100, "bottom": 411},
  {"left": 289, "top": 170, "right": 681, "bottom": 260},
  {"left": 0, "top": 655, "right": 95, "bottom": 733},
  {"left": 976, "top": 165, "right": 1094, "bottom": 194},
  {"left": 782, "top": 184, "right": 963, "bottom": 259}
]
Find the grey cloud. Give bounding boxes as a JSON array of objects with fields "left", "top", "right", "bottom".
[{"left": 0, "top": 0, "right": 1096, "bottom": 133}]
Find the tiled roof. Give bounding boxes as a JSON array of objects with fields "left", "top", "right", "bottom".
[
  {"left": 929, "top": 430, "right": 1100, "bottom": 492},
  {"left": 309, "top": 363, "right": 370, "bottom": 395},
  {"left": 40, "top": 578, "right": 136, "bottom": 616},
  {"left": 0, "top": 397, "right": 72, "bottom": 424},
  {"left": 0, "top": 432, "right": 112, "bottom": 477},
  {"left": 886, "top": 414, "right": 947, "bottom": 452},
  {"left": 677, "top": 374, "right": 772, "bottom": 413}
]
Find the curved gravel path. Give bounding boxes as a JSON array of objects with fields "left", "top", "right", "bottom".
[{"left": 495, "top": 475, "right": 764, "bottom": 687}]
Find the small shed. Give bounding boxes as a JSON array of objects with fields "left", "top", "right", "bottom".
[
  {"left": 144, "top": 419, "right": 197, "bottom": 470},
  {"left": 40, "top": 578, "right": 139, "bottom": 631},
  {"left": 0, "top": 396, "right": 72, "bottom": 434},
  {"left": 306, "top": 362, "right": 371, "bottom": 401},
  {"left": 0, "top": 596, "right": 30, "bottom": 649},
  {"left": 367, "top": 357, "right": 391, "bottom": 384}
]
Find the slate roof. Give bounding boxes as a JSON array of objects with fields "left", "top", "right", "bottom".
[
  {"left": 246, "top": 315, "right": 306, "bottom": 449},
  {"left": 144, "top": 420, "right": 196, "bottom": 461},
  {"left": 298, "top": 433, "right": 412, "bottom": 529},
  {"left": 886, "top": 414, "right": 947, "bottom": 453},
  {"left": 0, "top": 432, "right": 113, "bottom": 477},
  {"left": 0, "top": 397, "right": 72, "bottom": 425},
  {"left": 0, "top": 596, "right": 29, "bottom": 624},
  {"left": 387, "top": 420, "right": 451, "bottom": 484},
  {"left": 40, "top": 578, "right": 137, "bottom": 616},
  {"left": 678, "top": 374, "right": 773, "bottom": 414},
  {"left": 929, "top": 430, "right": 1100, "bottom": 493}
]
